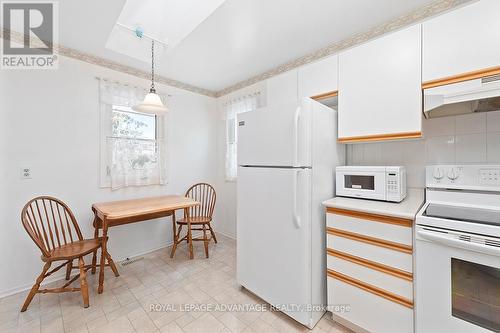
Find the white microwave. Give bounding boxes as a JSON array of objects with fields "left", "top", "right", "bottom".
[{"left": 336, "top": 166, "right": 407, "bottom": 202}]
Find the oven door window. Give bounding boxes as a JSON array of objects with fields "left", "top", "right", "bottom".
[
  {"left": 344, "top": 175, "right": 375, "bottom": 190},
  {"left": 452, "top": 258, "right": 500, "bottom": 332}
]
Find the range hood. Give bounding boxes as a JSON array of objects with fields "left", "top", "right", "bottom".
[{"left": 424, "top": 74, "right": 500, "bottom": 118}]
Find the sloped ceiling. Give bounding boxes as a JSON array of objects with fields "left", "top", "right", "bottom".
[{"left": 2, "top": 0, "right": 472, "bottom": 96}]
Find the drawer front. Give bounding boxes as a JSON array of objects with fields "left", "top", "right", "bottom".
[
  {"left": 327, "top": 253, "right": 413, "bottom": 300},
  {"left": 327, "top": 275, "right": 413, "bottom": 333},
  {"left": 327, "top": 210, "right": 413, "bottom": 246},
  {"left": 327, "top": 233, "right": 413, "bottom": 272}
]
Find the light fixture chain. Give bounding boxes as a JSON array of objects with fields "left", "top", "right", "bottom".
[
  {"left": 151, "top": 40, "right": 155, "bottom": 93},
  {"left": 131, "top": 35, "right": 167, "bottom": 114}
]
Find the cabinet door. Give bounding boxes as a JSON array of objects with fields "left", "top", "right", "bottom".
[
  {"left": 298, "top": 55, "right": 338, "bottom": 98},
  {"left": 338, "top": 24, "right": 422, "bottom": 142},
  {"left": 266, "top": 70, "right": 298, "bottom": 106},
  {"left": 423, "top": 0, "right": 500, "bottom": 84}
]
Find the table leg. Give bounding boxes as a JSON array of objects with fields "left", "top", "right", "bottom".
[
  {"left": 106, "top": 252, "right": 120, "bottom": 277},
  {"left": 98, "top": 219, "right": 108, "bottom": 294},
  {"left": 170, "top": 211, "right": 178, "bottom": 258},
  {"left": 91, "top": 216, "right": 99, "bottom": 274},
  {"left": 187, "top": 220, "right": 194, "bottom": 260}
]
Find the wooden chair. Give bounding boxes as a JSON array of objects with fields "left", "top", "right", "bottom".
[
  {"left": 20, "top": 196, "right": 102, "bottom": 312},
  {"left": 170, "top": 183, "right": 217, "bottom": 259}
]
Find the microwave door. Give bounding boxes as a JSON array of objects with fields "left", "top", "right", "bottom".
[
  {"left": 345, "top": 174, "right": 375, "bottom": 190},
  {"left": 336, "top": 171, "right": 386, "bottom": 200}
]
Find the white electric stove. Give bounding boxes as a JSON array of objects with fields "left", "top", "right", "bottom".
[{"left": 415, "top": 165, "right": 500, "bottom": 333}]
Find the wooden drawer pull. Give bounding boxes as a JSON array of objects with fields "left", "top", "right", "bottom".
[
  {"left": 337, "top": 131, "right": 422, "bottom": 143},
  {"left": 327, "top": 227, "right": 413, "bottom": 254},
  {"left": 311, "top": 90, "right": 338, "bottom": 101},
  {"left": 422, "top": 65, "right": 500, "bottom": 89},
  {"left": 327, "top": 269, "right": 413, "bottom": 309},
  {"left": 327, "top": 248, "right": 413, "bottom": 281},
  {"left": 326, "top": 207, "right": 413, "bottom": 227}
]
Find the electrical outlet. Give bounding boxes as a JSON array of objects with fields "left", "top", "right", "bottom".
[{"left": 20, "top": 167, "right": 31, "bottom": 179}]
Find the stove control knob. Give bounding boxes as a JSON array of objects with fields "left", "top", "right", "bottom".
[
  {"left": 433, "top": 167, "right": 444, "bottom": 181},
  {"left": 447, "top": 168, "right": 459, "bottom": 181}
]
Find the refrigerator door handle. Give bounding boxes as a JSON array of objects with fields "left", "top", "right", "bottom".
[
  {"left": 292, "top": 169, "right": 302, "bottom": 229},
  {"left": 293, "top": 106, "right": 301, "bottom": 167}
]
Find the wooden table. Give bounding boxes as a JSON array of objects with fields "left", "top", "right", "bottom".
[{"left": 91, "top": 195, "right": 199, "bottom": 294}]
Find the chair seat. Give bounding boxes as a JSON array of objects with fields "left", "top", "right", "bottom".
[
  {"left": 46, "top": 238, "right": 102, "bottom": 261},
  {"left": 177, "top": 216, "right": 212, "bottom": 225}
]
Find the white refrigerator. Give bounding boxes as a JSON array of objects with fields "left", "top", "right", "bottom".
[{"left": 236, "top": 98, "right": 345, "bottom": 328}]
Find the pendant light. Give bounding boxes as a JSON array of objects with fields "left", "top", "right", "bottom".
[{"left": 132, "top": 40, "right": 169, "bottom": 114}]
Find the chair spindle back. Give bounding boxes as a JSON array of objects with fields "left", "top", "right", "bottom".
[
  {"left": 185, "top": 183, "right": 216, "bottom": 218},
  {"left": 21, "top": 196, "right": 83, "bottom": 258}
]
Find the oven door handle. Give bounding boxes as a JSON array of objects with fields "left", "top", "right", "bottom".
[{"left": 418, "top": 230, "right": 500, "bottom": 257}]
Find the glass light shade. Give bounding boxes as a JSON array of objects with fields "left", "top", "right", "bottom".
[{"left": 132, "top": 92, "right": 168, "bottom": 114}]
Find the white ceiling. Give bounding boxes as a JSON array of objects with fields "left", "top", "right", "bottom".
[{"left": 58, "top": 0, "right": 437, "bottom": 93}]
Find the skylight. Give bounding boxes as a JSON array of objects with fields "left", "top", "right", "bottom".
[{"left": 106, "top": 0, "right": 227, "bottom": 62}]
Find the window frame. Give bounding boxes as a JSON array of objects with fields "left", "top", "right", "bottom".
[
  {"left": 225, "top": 116, "right": 238, "bottom": 182},
  {"left": 99, "top": 104, "right": 163, "bottom": 188}
]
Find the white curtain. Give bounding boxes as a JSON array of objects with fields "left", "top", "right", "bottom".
[
  {"left": 106, "top": 137, "right": 165, "bottom": 189},
  {"left": 99, "top": 79, "right": 167, "bottom": 190},
  {"left": 98, "top": 78, "right": 146, "bottom": 107},
  {"left": 224, "top": 92, "right": 261, "bottom": 181}
]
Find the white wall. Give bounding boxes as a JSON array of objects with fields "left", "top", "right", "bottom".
[
  {"left": 0, "top": 55, "right": 217, "bottom": 297},
  {"left": 347, "top": 112, "right": 500, "bottom": 188},
  {"left": 0, "top": 67, "right": 9, "bottom": 297}
]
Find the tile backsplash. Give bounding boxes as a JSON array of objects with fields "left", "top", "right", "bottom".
[{"left": 346, "top": 111, "right": 500, "bottom": 188}]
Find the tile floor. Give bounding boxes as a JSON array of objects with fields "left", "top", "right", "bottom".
[{"left": 0, "top": 235, "right": 352, "bottom": 333}]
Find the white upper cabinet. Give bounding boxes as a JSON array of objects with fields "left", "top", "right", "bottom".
[
  {"left": 298, "top": 55, "right": 338, "bottom": 98},
  {"left": 338, "top": 24, "right": 422, "bottom": 142},
  {"left": 423, "top": 0, "right": 500, "bottom": 84},
  {"left": 266, "top": 70, "right": 298, "bottom": 106}
]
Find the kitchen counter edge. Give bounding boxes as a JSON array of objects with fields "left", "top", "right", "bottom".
[{"left": 322, "top": 188, "right": 425, "bottom": 220}]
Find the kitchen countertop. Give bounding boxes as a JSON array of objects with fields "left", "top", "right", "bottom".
[{"left": 322, "top": 188, "right": 425, "bottom": 220}]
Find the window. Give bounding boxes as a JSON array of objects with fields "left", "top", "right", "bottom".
[
  {"left": 108, "top": 105, "right": 159, "bottom": 179},
  {"left": 111, "top": 105, "right": 156, "bottom": 141},
  {"left": 224, "top": 92, "right": 261, "bottom": 181},
  {"left": 99, "top": 79, "right": 166, "bottom": 189}
]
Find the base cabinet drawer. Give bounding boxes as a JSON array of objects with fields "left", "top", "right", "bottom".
[
  {"left": 327, "top": 233, "right": 413, "bottom": 272},
  {"left": 327, "top": 211, "right": 412, "bottom": 246},
  {"left": 327, "top": 254, "right": 413, "bottom": 300},
  {"left": 328, "top": 276, "right": 414, "bottom": 333}
]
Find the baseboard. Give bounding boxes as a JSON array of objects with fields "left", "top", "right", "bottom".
[
  {"left": 213, "top": 229, "right": 236, "bottom": 240},
  {"left": 0, "top": 271, "right": 70, "bottom": 300},
  {"left": 331, "top": 313, "right": 370, "bottom": 333},
  {"left": 0, "top": 241, "right": 173, "bottom": 300},
  {"left": 116, "top": 241, "right": 173, "bottom": 263}
]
